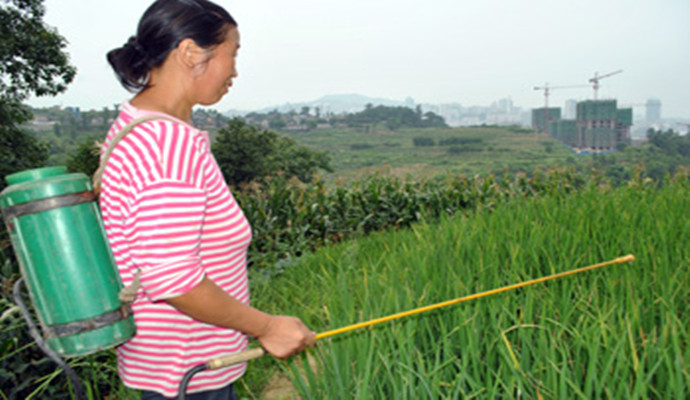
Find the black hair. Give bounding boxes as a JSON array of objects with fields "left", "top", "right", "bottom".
[{"left": 107, "top": 0, "right": 237, "bottom": 92}]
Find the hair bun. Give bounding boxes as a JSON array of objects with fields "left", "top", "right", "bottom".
[{"left": 126, "top": 36, "right": 147, "bottom": 57}]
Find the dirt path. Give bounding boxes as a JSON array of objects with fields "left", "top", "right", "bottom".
[{"left": 260, "top": 353, "right": 317, "bottom": 400}]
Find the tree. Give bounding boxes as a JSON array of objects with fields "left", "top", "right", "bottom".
[
  {"left": 213, "top": 118, "right": 331, "bottom": 186},
  {"left": 0, "top": 103, "right": 50, "bottom": 188},
  {"left": 0, "top": 0, "right": 75, "bottom": 101},
  {"left": 647, "top": 128, "right": 690, "bottom": 157},
  {"left": 0, "top": 0, "right": 76, "bottom": 190},
  {"left": 345, "top": 105, "right": 448, "bottom": 131},
  {"left": 66, "top": 138, "right": 100, "bottom": 176}
]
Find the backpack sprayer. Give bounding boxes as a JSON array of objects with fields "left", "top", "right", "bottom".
[
  {"left": 0, "top": 116, "right": 162, "bottom": 399},
  {"left": 1, "top": 165, "right": 635, "bottom": 400},
  {"left": 1, "top": 166, "right": 135, "bottom": 400}
]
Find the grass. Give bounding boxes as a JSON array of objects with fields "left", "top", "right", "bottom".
[{"left": 248, "top": 178, "right": 689, "bottom": 398}]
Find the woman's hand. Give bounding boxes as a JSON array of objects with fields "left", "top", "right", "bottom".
[
  {"left": 256, "top": 315, "right": 316, "bottom": 358},
  {"left": 166, "top": 278, "right": 315, "bottom": 358}
]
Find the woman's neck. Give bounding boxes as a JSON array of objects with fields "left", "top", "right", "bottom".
[
  {"left": 130, "top": 88, "right": 193, "bottom": 123},
  {"left": 130, "top": 63, "right": 196, "bottom": 123}
]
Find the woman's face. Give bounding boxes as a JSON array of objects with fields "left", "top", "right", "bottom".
[{"left": 194, "top": 27, "right": 240, "bottom": 106}]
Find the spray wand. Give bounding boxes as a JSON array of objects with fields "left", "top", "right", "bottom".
[{"left": 178, "top": 254, "right": 634, "bottom": 400}]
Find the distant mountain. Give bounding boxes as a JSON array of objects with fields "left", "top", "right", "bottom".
[{"left": 225, "top": 93, "right": 413, "bottom": 117}]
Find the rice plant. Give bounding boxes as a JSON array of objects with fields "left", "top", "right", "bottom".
[{"left": 253, "top": 177, "right": 689, "bottom": 399}]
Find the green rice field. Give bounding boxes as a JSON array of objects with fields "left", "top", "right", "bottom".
[{"left": 251, "top": 178, "right": 689, "bottom": 398}]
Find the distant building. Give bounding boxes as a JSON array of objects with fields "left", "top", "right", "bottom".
[
  {"left": 645, "top": 98, "right": 661, "bottom": 123},
  {"left": 564, "top": 99, "right": 577, "bottom": 119},
  {"left": 494, "top": 98, "right": 514, "bottom": 114},
  {"left": 531, "top": 107, "right": 561, "bottom": 133},
  {"left": 535, "top": 100, "right": 632, "bottom": 153},
  {"left": 65, "top": 106, "right": 81, "bottom": 121}
]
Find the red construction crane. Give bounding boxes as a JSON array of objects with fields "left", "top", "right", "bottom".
[{"left": 589, "top": 70, "right": 623, "bottom": 100}]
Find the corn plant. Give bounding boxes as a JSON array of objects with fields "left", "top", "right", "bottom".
[{"left": 237, "top": 166, "right": 598, "bottom": 272}]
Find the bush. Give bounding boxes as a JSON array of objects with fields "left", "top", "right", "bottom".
[
  {"left": 412, "top": 137, "right": 435, "bottom": 147},
  {"left": 448, "top": 146, "right": 482, "bottom": 154},
  {"left": 439, "top": 137, "right": 483, "bottom": 146},
  {"left": 350, "top": 143, "right": 374, "bottom": 151},
  {"left": 213, "top": 118, "right": 332, "bottom": 185}
]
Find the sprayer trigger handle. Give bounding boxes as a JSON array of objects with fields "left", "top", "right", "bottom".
[{"left": 206, "top": 347, "right": 267, "bottom": 370}]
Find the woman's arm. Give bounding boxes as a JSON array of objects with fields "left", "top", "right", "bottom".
[{"left": 166, "top": 277, "right": 315, "bottom": 358}]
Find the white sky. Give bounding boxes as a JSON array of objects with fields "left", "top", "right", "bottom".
[{"left": 26, "top": 0, "right": 690, "bottom": 118}]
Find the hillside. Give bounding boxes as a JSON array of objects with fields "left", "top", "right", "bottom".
[{"left": 282, "top": 125, "right": 581, "bottom": 181}]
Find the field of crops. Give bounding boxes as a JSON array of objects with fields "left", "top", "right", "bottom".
[{"left": 251, "top": 178, "right": 689, "bottom": 398}]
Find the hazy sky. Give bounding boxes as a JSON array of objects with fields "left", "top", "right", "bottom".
[{"left": 26, "top": 0, "right": 690, "bottom": 118}]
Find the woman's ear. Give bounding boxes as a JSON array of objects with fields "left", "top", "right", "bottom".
[{"left": 176, "top": 38, "right": 207, "bottom": 69}]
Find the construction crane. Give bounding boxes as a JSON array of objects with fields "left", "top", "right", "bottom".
[
  {"left": 533, "top": 82, "right": 589, "bottom": 108},
  {"left": 589, "top": 70, "right": 623, "bottom": 100},
  {"left": 533, "top": 83, "right": 589, "bottom": 134}
]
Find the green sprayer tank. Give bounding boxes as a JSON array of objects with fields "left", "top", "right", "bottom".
[{"left": 1, "top": 166, "right": 135, "bottom": 357}]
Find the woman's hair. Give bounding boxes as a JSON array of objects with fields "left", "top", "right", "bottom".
[{"left": 107, "top": 0, "right": 237, "bottom": 92}]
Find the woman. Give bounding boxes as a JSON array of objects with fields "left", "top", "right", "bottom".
[{"left": 101, "top": 1, "right": 315, "bottom": 398}]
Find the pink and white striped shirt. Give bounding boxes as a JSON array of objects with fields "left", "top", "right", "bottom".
[{"left": 99, "top": 101, "right": 252, "bottom": 397}]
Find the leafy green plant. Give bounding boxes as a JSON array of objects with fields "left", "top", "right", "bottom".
[{"left": 236, "top": 167, "right": 598, "bottom": 270}]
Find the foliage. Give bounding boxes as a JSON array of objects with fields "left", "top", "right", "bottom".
[
  {"left": 256, "top": 175, "right": 689, "bottom": 399},
  {"left": 647, "top": 128, "right": 690, "bottom": 157},
  {"left": 438, "top": 137, "right": 483, "bottom": 146},
  {"left": 0, "top": 0, "right": 75, "bottom": 190},
  {"left": 447, "top": 145, "right": 483, "bottom": 154},
  {"left": 213, "top": 118, "right": 332, "bottom": 185},
  {"left": 582, "top": 130, "right": 690, "bottom": 186},
  {"left": 345, "top": 105, "right": 447, "bottom": 130},
  {"left": 350, "top": 143, "right": 374, "bottom": 151},
  {"left": 241, "top": 104, "right": 447, "bottom": 133},
  {"left": 190, "top": 107, "right": 229, "bottom": 131},
  {"left": 508, "top": 126, "right": 536, "bottom": 134},
  {"left": 0, "top": 0, "right": 75, "bottom": 300},
  {"left": 65, "top": 139, "right": 100, "bottom": 177},
  {"left": 0, "top": 108, "right": 50, "bottom": 192},
  {"left": 236, "top": 166, "right": 605, "bottom": 271},
  {"left": 0, "top": 293, "right": 134, "bottom": 399},
  {"left": 0, "top": 0, "right": 76, "bottom": 102}
]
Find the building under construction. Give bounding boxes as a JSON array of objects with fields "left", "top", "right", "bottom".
[{"left": 532, "top": 100, "right": 632, "bottom": 154}]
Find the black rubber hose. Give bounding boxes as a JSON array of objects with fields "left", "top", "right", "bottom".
[
  {"left": 13, "top": 278, "right": 85, "bottom": 400},
  {"left": 178, "top": 363, "right": 208, "bottom": 400}
]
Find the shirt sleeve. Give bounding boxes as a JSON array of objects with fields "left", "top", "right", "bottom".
[{"left": 126, "top": 179, "right": 207, "bottom": 302}]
